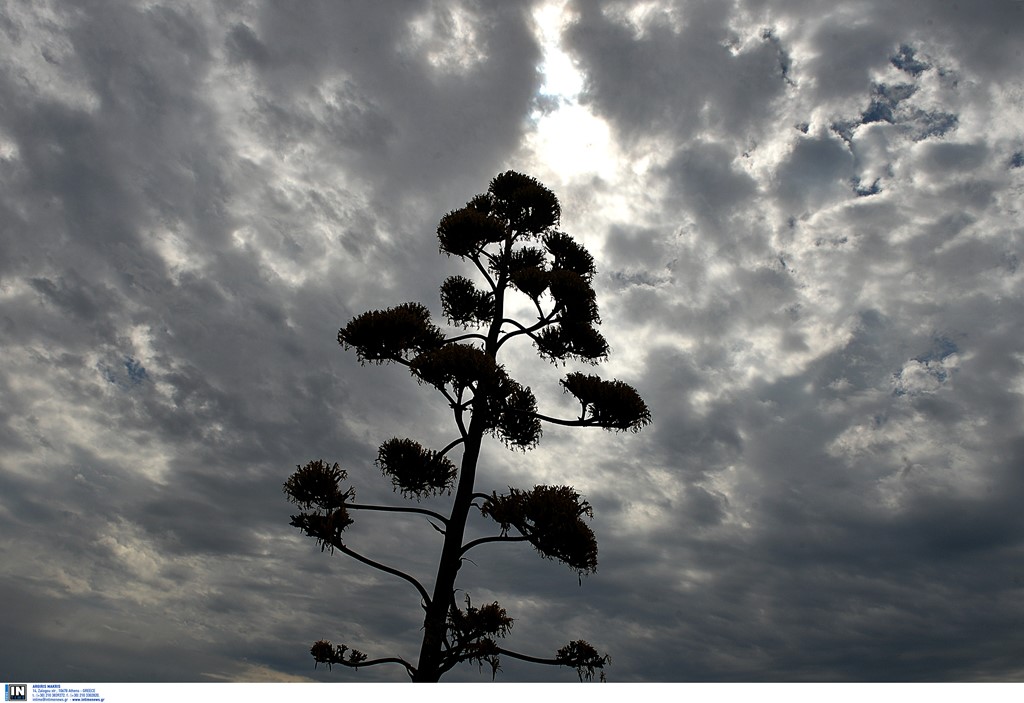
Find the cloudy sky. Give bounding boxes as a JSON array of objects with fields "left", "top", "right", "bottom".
[{"left": 2, "top": 0, "right": 1024, "bottom": 684}]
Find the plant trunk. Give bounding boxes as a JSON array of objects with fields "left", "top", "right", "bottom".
[
  {"left": 414, "top": 236, "right": 510, "bottom": 682},
  {"left": 413, "top": 415, "right": 484, "bottom": 681}
]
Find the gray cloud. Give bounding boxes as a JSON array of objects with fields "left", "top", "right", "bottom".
[
  {"left": 1, "top": 0, "right": 1023, "bottom": 685},
  {"left": 564, "top": 0, "right": 790, "bottom": 145}
]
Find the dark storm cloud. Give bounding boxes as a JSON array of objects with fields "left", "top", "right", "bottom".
[
  {"left": 224, "top": 23, "right": 271, "bottom": 67},
  {"left": 774, "top": 131, "right": 855, "bottom": 214},
  {"left": 564, "top": 0, "right": 790, "bottom": 145},
  {"left": 916, "top": 140, "right": 990, "bottom": 173},
  {"left": 555, "top": 312, "right": 1024, "bottom": 681},
  {"left": 549, "top": 0, "right": 1024, "bottom": 684},
  {"left": 235, "top": 0, "right": 542, "bottom": 196},
  {"left": 660, "top": 140, "right": 759, "bottom": 237},
  {"left": 0, "top": 0, "right": 547, "bottom": 683},
  {"left": 2, "top": 0, "right": 1024, "bottom": 686}
]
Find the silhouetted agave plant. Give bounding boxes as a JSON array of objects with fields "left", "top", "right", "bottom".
[{"left": 284, "top": 171, "right": 650, "bottom": 682}]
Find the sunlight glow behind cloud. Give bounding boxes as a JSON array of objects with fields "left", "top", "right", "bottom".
[{"left": 527, "top": 1, "right": 619, "bottom": 181}]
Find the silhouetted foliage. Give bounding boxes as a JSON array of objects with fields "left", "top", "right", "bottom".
[
  {"left": 561, "top": 372, "right": 653, "bottom": 432},
  {"left": 437, "top": 207, "right": 506, "bottom": 258},
  {"left": 377, "top": 438, "right": 457, "bottom": 499},
  {"left": 446, "top": 596, "right": 516, "bottom": 678},
  {"left": 284, "top": 171, "right": 650, "bottom": 682},
  {"left": 284, "top": 460, "right": 354, "bottom": 554},
  {"left": 555, "top": 640, "right": 611, "bottom": 682},
  {"left": 545, "top": 231, "right": 596, "bottom": 279},
  {"left": 338, "top": 302, "right": 444, "bottom": 364},
  {"left": 284, "top": 460, "right": 351, "bottom": 511},
  {"left": 440, "top": 275, "right": 493, "bottom": 327},
  {"left": 535, "top": 320, "right": 610, "bottom": 363},
  {"left": 483, "top": 378, "right": 542, "bottom": 451},
  {"left": 481, "top": 485, "right": 598, "bottom": 576}
]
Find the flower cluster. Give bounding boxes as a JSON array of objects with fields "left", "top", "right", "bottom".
[
  {"left": 376, "top": 437, "right": 457, "bottom": 499},
  {"left": 446, "top": 596, "right": 515, "bottom": 678},
  {"left": 481, "top": 485, "right": 598, "bottom": 576},
  {"left": 338, "top": 302, "right": 444, "bottom": 364},
  {"left": 310, "top": 640, "right": 368, "bottom": 670},
  {"left": 440, "top": 275, "right": 493, "bottom": 327},
  {"left": 437, "top": 207, "right": 507, "bottom": 258},
  {"left": 410, "top": 343, "right": 501, "bottom": 392},
  {"left": 555, "top": 640, "right": 609, "bottom": 682},
  {"left": 283, "top": 460, "right": 356, "bottom": 553},
  {"left": 561, "top": 372, "right": 652, "bottom": 432}
]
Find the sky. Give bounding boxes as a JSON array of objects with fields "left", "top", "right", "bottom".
[{"left": 1, "top": 0, "right": 1024, "bottom": 684}]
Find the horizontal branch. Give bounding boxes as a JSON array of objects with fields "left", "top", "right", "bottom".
[
  {"left": 443, "top": 332, "right": 487, "bottom": 345},
  {"left": 325, "top": 655, "right": 417, "bottom": 679},
  {"left": 528, "top": 412, "right": 599, "bottom": 428},
  {"left": 460, "top": 534, "right": 530, "bottom": 556},
  {"left": 511, "top": 403, "right": 647, "bottom": 433},
  {"left": 495, "top": 646, "right": 562, "bottom": 667},
  {"left": 336, "top": 542, "right": 432, "bottom": 607},
  {"left": 347, "top": 502, "right": 449, "bottom": 526}
]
